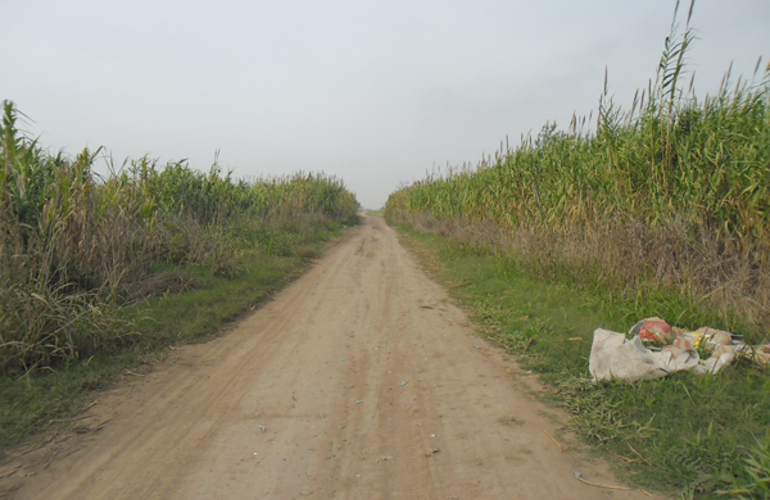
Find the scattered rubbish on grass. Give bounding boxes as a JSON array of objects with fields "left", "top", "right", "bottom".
[
  {"left": 338, "top": 426, "right": 344, "bottom": 430},
  {"left": 257, "top": 426, "right": 266, "bottom": 432},
  {"left": 567, "top": 337, "right": 583, "bottom": 341},
  {"left": 474, "top": 345, "right": 481, "bottom": 349},
  {"left": 425, "top": 449, "right": 441, "bottom": 457},
  {"left": 388, "top": 418, "right": 392, "bottom": 422},
  {"left": 399, "top": 381, "right": 408, "bottom": 386},
  {"left": 630, "top": 317, "right": 673, "bottom": 344},
  {"left": 590, "top": 317, "right": 770, "bottom": 383},
  {"left": 574, "top": 472, "right": 581, "bottom": 478},
  {"left": 356, "top": 400, "right": 363, "bottom": 404},
  {"left": 341, "top": 357, "right": 347, "bottom": 361},
  {"left": 589, "top": 329, "right": 698, "bottom": 382},
  {"left": 757, "top": 344, "right": 770, "bottom": 366}
]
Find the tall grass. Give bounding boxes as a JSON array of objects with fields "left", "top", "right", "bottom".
[
  {"left": 386, "top": 6, "right": 770, "bottom": 334},
  {"left": 0, "top": 101, "right": 358, "bottom": 373},
  {"left": 385, "top": 4, "right": 770, "bottom": 497}
]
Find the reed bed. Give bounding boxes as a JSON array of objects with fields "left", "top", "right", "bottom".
[
  {"left": 0, "top": 101, "right": 358, "bottom": 373},
  {"left": 386, "top": 11, "right": 770, "bottom": 335},
  {"left": 386, "top": 5, "right": 770, "bottom": 496}
]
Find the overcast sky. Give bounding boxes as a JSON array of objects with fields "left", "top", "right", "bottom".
[{"left": 2, "top": 1, "right": 769, "bottom": 208}]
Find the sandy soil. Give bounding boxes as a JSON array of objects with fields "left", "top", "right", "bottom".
[{"left": 0, "top": 216, "right": 656, "bottom": 499}]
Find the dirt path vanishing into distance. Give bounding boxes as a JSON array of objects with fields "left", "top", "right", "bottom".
[{"left": 1, "top": 216, "right": 656, "bottom": 500}]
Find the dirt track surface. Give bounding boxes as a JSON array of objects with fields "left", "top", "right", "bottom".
[{"left": 1, "top": 216, "right": 655, "bottom": 500}]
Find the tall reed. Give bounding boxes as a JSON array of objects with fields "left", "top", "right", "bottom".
[
  {"left": 386, "top": 4, "right": 770, "bottom": 332},
  {"left": 0, "top": 102, "right": 359, "bottom": 373}
]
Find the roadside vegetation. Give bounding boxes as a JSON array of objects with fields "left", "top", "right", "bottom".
[
  {"left": 0, "top": 100, "right": 359, "bottom": 445},
  {"left": 386, "top": 4, "right": 770, "bottom": 499}
]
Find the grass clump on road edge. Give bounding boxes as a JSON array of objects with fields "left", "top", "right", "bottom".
[{"left": 392, "top": 224, "right": 770, "bottom": 500}]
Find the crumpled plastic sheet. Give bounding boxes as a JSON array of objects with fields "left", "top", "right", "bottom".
[{"left": 589, "top": 328, "right": 734, "bottom": 383}]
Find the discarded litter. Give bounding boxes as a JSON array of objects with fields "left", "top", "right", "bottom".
[
  {"left": 589, "top": 317, "right": 770, "bottom": 383},
  {"left": 338, "top": 426, "right": 344, "bottom": 430},
  {"left": 341, "top": 357, "right": 347, "bottom": 361},
  {"left": 574, "top": 472, "right": 581, "bottom": 478},
  {"left": 257, "top": 426, "right": 266, "bottom": 432},
  {"left": 474, "top": 345, "right": 481, "bottom": 349},
  {"left": 356, "top": 400, "right": 363, "bottom": 404},
  {"left": 629, "top": 317, "right": 673, "bottom": 344},
  {"left": 399, "top": 381, "right": 408, "bottom": 386}
]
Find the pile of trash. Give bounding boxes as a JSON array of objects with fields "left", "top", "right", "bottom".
[{"left": 589, "top": 317, "right": 770, "bottom": 383}]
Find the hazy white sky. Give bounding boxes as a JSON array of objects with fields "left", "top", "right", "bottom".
[{"left": 2, "top": 1, "right": 769, "bottom": 208}]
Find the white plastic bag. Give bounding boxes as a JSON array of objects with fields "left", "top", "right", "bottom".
[{"left": 589, "top": 328, "right": 700, "bottom": 382}]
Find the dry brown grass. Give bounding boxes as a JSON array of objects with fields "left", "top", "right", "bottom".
[{"left": 398, "top": 212, "right": 770, "bottom": 333}]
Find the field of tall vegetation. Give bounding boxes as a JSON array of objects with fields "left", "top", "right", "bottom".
[
  {"left": 386, "top": 5, "right": 770, "bottom": 498},
  {"left": 0, "top": 99, "right": 359, "bottom": 375},
  {"left": 387, "top": 15, "right": 770, "bottom": 335}
]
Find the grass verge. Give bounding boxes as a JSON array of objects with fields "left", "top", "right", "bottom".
[
  {"left": 0, "top": 221, "right": 352, "bottom": 448},
  {"left": 393, "top": 222, "right": 770, "bottom": 500}
]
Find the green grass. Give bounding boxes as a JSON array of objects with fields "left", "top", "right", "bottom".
[
  {"left": 0, "top": 221, "right": 349, "bottom": 448},
  {"left": 394, "top": 222, "right": 770, "bottom": 499}
]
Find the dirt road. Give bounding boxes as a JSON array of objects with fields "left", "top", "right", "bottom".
[{"left": 1, "top": 216, "right": 653, "bottom": 499}]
